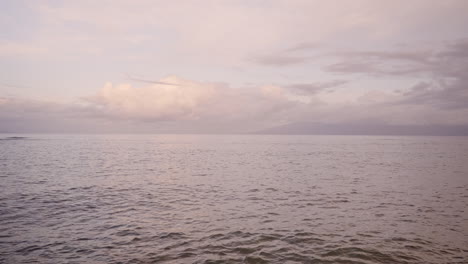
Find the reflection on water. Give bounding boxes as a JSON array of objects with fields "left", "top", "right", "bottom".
[{"left": 1, "top": 135, "right": 467, "bottom": 263}]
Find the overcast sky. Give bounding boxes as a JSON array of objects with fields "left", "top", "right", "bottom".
[{"left": 1, "top": 0, "right": 468, "bottom": 133}]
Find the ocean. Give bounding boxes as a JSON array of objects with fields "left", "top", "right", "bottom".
[{"left": 1, "top": 135, "right": 467, "bottom": 263}]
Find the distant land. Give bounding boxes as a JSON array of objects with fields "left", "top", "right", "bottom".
[
  {"left": 2, "top": 122, "right": 468, "bottom": 136},
  {"left": 254, "top": 122, "right": 468, "bottom": 136}
]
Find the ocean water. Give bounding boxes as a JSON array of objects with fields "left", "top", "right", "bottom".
[{"left": 0, "top": 134, "right": 467, "bottom": 264}]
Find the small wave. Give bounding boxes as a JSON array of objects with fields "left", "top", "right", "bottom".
[
  {"left": 15, "top": 245, "right": 42, "bottom": 254},
  {"left": 321, "top": 246, "right": 403, "bottom": 263}
]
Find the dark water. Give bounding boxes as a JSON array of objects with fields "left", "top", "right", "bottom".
[{"left": 1, "top": 135, "right": 467, "bottom": 264}]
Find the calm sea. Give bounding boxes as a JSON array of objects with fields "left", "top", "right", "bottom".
[{"left": 1, "top": 135, "right": 467, "bottom": 263}]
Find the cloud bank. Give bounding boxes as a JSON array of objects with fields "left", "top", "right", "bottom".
[{"left": 2, "top": 62, "right": 467, "bottom": 134}]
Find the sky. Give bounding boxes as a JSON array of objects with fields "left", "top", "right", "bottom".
[{"left": 1, "top": 0, "right": 468, "bottom": 133}]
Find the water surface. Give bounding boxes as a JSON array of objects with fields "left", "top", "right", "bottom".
[{"left": 1, "top": 135, "right": 467, "bottom": 263}]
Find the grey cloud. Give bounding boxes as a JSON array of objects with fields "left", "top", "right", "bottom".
[
  {"left": 284, "top": 42, "right": 319, "bottom": 53},
  {"left": 438, "top": 40, "right": 468, "bottom": 58},
  {"left": 343, "top": 51, "right": 431, "bottom": 63},
  {"left": 250, "top": 42, "right": 320, "bottom": 66},
  {"left": 326, "top": 39, "right": 468, "bottom": 110},
  {"left": 325, "top": 62, "right": 429, "bottom": 76},
  {"left": 325, "top": 39, "right": 468, "bottom": 76},
  {"left": 398, "top": 78, "right": 468, "bottom": 110},
  {"left": 324, "top": 50, "right": 433, "bottom": 76},
  {"left": 126, "top": 74, "right": 182, "bottom": 86},
  {"left": 285, "top": 80, "right": 347, "bottom": 95},
  {"left": 251, "top": 55, "right": 310, "bottom": 66},
  {"left": 399, "top": 40, "right": 468, "bottom": 110}
]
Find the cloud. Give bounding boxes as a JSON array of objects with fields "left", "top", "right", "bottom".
[
  {"left": 79, "top": 76, "right": 310, "bottom": 126},
  {"left": 324, "top": 50, "right": 433, "bottom": 76},
  {"left": 324, "top": 39, "right": 468, "bottom": 76},
  {"left": 249, "top": 41, "right": 324, "bottom": 66},
  {"left": 1, "top": 72, "right": 467, "bottom": 133},
  {"left": 250, "top": 55, "right": 310, "bottom": 66},
  {"left": 84, "top": 76, "right": 217, "bottom": 121},
  {"left": 398, "top": 78, "right": 468, "bottom": 110},
  {"left": 125, "top": 75, "right": 183, "bottom": 86},
  {"left": 325, "top": 61, "right": 429, "bottom": 76},
  {"left": 324, "top": 39, "right": 468, "bottom": 110},
  {"left": 14, "top": 76, "right": 296, "bottom": 133},
  {"left": 284, "top": 42, "right": 320, "bottom": 53},
  {"left": 285, "top": 80, "right": 348, "bottom": 95},
  {"left": 0, "top": 75, "right": 337, "bottom": 132},
  {"left": 249, "top": 42, "right": 324, "bottom": 66}
]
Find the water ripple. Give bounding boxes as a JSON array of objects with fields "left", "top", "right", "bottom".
[{"left": 1, "top": 135, "right": 467, "bottom": 263}]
